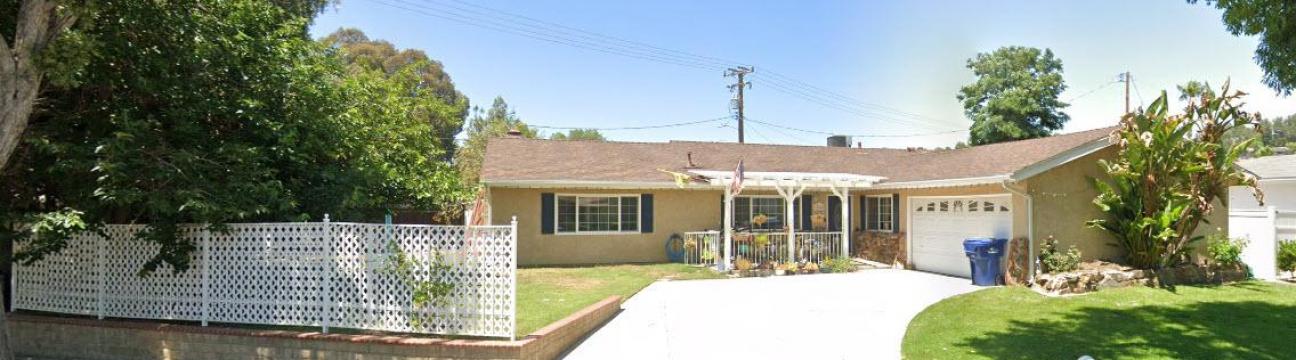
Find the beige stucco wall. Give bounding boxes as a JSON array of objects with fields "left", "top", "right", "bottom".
[
  {"left": 489, "top": 187, "right": 724, "bottom": 266},
  {"left": 1028, "top": 147, "right": 1122, "bottom": 261},
  {"left": 1026, "top": 146, "right": 1228, "bottom": 263}
]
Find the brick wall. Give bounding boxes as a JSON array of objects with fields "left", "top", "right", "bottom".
[{"left": 12, "top": 296, "right": 621, "bottom": 360}]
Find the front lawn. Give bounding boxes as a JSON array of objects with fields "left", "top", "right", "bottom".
[
  {"left": 903, "top": 281, "right": 1296, "bottom": 359},
  {"left": 515, "top": 263, "right": 724, "bottom": 336}
]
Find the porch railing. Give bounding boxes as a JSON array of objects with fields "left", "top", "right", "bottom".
[
  {"left": 683, "top": 231, "right": 721, "bottom": 266},
  {"left": 683, "top": 230, "right": 845, "bottom": 269}
]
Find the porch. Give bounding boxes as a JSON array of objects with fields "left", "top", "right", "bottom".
[
  {"left": 681, "top": 230, "right": 845, "bottom": 269},
  {"left": 680, "top": 170, "right": 883, "bottom": 270}
]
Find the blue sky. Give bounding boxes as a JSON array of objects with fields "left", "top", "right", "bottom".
[{"left": 311, "top": 0, "right": 1294, "bottom": 148}]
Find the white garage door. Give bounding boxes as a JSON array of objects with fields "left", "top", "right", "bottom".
[{"left": 910, "top": 195, "right": 1013, "bottom": 278}]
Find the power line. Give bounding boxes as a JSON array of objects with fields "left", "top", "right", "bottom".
[
  {"left": 530, "top": 116, "right": 732, "bottom": 131},
  {"left": 1066, "top": 80, "right": 1119, "bottom": 103},
  {"left": 746, "top": 117, "right": 968, "bottom": 138},
  {"left": 1132, "top": 80, "right": 1146, "bottom": 108},
  {"left": 366, "top": 0, "right": 965, "bottom": 131}
]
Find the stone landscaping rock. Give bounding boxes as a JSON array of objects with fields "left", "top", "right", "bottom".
[{"left": 1034, "top": 260, "right": 1250, "bottom": 295}]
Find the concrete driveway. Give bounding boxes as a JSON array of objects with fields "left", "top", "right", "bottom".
[{"left": 562, "top": 269, "right": 980, "bottom": 360}]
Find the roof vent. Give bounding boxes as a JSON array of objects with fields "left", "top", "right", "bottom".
[
  {"left": 826, "top": 135, "right": 851, "bottom": 147},
  {"left": 505, "top": 129, "right": 524, "bottom": 138}
]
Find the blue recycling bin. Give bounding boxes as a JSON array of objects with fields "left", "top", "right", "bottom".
[{"left": 964, "top": 237, "right": 1007, "bottom": 286}]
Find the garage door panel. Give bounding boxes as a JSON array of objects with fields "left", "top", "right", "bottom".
[{"left": 910, "top": 196, "right": 1012, "bottom": 278}]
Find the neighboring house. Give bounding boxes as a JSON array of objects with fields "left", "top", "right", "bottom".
[
  {"left": 1231, "top": 154, "right": 1296, "bottom": 211},
  {"left": 480, "top": 127, "right": 1227, "bottom": 278},
  {"left": 1229, "top": 154, "right": 1296, "bottom": 280}
]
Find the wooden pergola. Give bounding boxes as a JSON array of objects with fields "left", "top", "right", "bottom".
[{"left": 688, "top": 170, "right": 885, "bottom": 270}]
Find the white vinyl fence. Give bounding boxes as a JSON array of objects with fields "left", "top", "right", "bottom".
[
  {"left": 1230, "top": 208, "right": 1296, "bottom": 280},
  {"left": 13, "top": 218, "right": 519, "bottom": 339}
]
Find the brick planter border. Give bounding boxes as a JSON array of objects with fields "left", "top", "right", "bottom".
[{"left": 12, "top": 295, "right": 622, "bottom": 360}]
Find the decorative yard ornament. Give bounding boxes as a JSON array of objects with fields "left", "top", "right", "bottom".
[
  {"left": 657, "top": 168, "right": 699, "bottom": 188},
  {"left": 729, "top": 160, "right": 746, "bottom": 196}
]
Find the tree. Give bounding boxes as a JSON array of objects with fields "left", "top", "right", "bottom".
[
  {"left": 1176, "top": 80, "right": 1216, "bottom": 101},
  {"left": 1223, "top": 112, "right": 1296, "bottom": 157},
  {"left": 455, "top": 97, "right": 537, "bottom": 184},
  {"left": 550, "top": 128, "right": 606, "bottom": 141},
  {"left": 2, "top": 0, "right": 464, "bottom": 271},
  {"left": 957, "top": 46, "right": 1070, "bottom": 145},
  {"left": 1089, "top": 82, "right": 1261, "bottom": 269},
  {"left": 0, "top": 0, "right": 81, "bottom": 173},
  {"left": 322, "top": 28, "right": 469, "bottom": 160},
  {"left": 1191, "top": 0, "right": 1296, "bottom": 95}
]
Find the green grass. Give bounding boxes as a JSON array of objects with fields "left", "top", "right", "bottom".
[
  {"left": 902, "top": 281, "right": 1296, "bottom": 359},
  {"left": 515, "top": 263, "right": 724, "bottom": 337}
]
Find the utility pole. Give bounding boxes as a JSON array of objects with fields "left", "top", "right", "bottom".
[
  {"left": 726, "top": 66, "right": 753, "bottom": 143},
  {"left": 1119, "top": 71, "right": 1132, "bottom": 114}
]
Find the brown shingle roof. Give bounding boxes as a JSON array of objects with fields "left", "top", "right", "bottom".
[{"left": 481, "top": 126, "right": 1116, "bottom": 185}]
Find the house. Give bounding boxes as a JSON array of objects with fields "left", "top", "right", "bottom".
[
  {"left": 479, "top": 126, "right": 1227, "bottom": 279},
  {"left": 1229, "top": 154, "right": 1296, "bottom": 280},
  {"left": 1230, "top": 154, "right": 1296, "bottom": 211}
]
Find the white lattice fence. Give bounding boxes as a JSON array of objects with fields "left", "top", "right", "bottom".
[{"left": 13, "top": 219, "right": 518, "bottom": 339}]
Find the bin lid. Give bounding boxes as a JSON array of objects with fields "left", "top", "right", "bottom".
[{"left": 963, "top": 237, "right": 994, "bottom": 253}]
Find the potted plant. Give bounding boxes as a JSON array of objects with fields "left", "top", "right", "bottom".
[{"left": 801, "top": 262, "right": 819, "bottom": 274}]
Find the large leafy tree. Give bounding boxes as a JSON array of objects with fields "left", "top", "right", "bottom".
[
  {"left": 1223, "top": 113, "right": 1296, "bottom": 156},
  {"left": 550, "top": 128, "right": 605, "bottom": 141},
  {"left": 456, "top": 97, "right": 537, "bottom": 184},
  {"left": 1191, "top": 0, "right": 1296, "bottom": 95},
  {"left": 322, "top": 28, "right": 469, "bottom": 160},
  {"left": 1089, "top": 82, "right": 1261, "bottom": 269},
  {"left": 957, "top": 46, "right": 1070, "bottom": 145},
  {"left": 2, "top": 0, "right": 463, "bottom": 273}
]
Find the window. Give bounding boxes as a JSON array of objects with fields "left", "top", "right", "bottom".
[
  {"left": 865, "top": 195, "right": 894, "bottom": 232},
  {"left": 734, "top": 196, "right": 786, "bottom": 230},
  {"left": 556, "top": 195, "right": 640, "bottom": 233}
]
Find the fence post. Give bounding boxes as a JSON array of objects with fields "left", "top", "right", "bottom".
[
  {"left": 509, "top": 216, "right": 518, "bottom": 341},
  {"left": 322, "top": 214, "right": 332, "bottom": 334},
  {"left": 201, "top": 226, "right": 210, "bottom": 326},
  {"left": 96, "top": 231, "right": 105, "bottom": 320}
]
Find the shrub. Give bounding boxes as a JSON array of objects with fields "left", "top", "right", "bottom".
[
  {"left": 1278, "top": 240, "right": 1296, "bottom": 276},
  {"left": 1039, "top": 237, "right": 1081, "bottom": 273},
  {"left": 821, "top": 257, "right": 857, "bottom": 273},
  {"left": 1088, "top": 83, "right": 1262, "bottom": 269},
  {"left": 1204, "top": 233, "right": 1248, "bottom": 267}
]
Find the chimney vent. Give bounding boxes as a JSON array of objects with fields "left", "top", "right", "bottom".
[
  {"left": 826, "top": 135, "right": 851, "bottom": 147},
  {"left": 505, "top": 129, "right": 524, "bottom": 138}
]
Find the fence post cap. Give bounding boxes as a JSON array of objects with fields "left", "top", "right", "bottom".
[{"left": 323, "top": 214, "right": 331, "bottom": 222}]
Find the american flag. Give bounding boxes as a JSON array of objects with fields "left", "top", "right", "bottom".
[{"left": 729, "top": 160, "right": 745, "bottom": 197}]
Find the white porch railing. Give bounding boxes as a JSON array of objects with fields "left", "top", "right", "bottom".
[{"left": 684, "top": 230, "right": 844, "bottom": 268}]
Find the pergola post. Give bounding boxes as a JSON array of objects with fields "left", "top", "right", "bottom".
[
  {"left": 775, "top": 182, "right": 806, "bottom": 263},
  {"left": 722, "top": 190, "right": 734, "bottom": 271},
  {"left": 833, "top": 186, "right": 851, "bottom": 258}
]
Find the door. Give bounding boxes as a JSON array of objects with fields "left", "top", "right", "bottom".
[{"left": 909, "top": 195, "right": 1013, "bottom": 277}]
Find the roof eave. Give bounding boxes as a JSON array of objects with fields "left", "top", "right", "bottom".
[{"left": 1009, "top": 137, "right": 1115, "bottom": 182}]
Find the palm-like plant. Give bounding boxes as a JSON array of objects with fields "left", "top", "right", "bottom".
[{"left": 1089, "top": 81, "right": 1263, "bottom": 269}]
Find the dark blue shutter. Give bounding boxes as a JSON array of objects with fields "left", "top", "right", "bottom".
[
  {"left": 641, "top": 194, "right": 654, "bottom": 233},
  {"left": 859, "top": 195, "right": 868, "bottom": 231},
  {"left": 828, "top": 196, "right": 841, "bottom": 231},
  {"left": 800, "top": 195, "right": 813, "bottom": 230},
  {"left": 540, "top": 193, "right": 555, "bottom": 234},
  {"left": 891, "top": 193, "right": 901, "bottom": 233}
]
